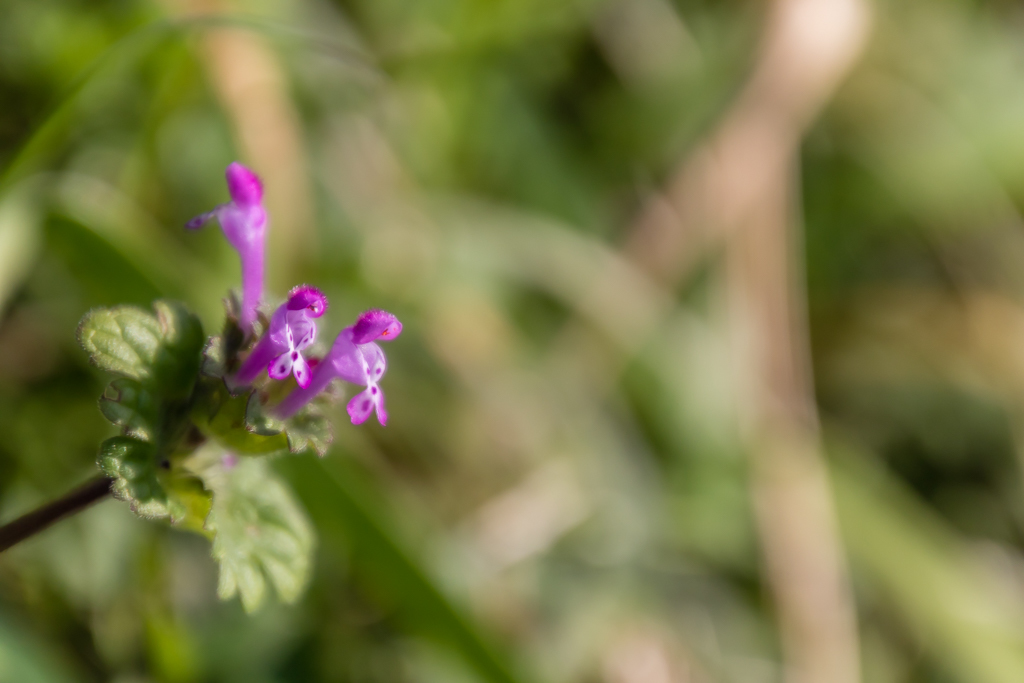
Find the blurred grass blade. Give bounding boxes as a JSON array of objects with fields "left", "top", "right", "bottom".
[
  {"left": 53, "top": 175, "right": 222, "bottom": 301},
  {"left": 0, "top": 183, "right": 43, "bottom": 315},
  {"left": 832, "top": 444, "right": 1024, "bottom": 683},
  {"left": 0, "top": 613, "right": 82, "bottom": 682},
  {"left": 0, "top": 15, "right": 378, "bottom": 192},
  {"left": 47, "top": 215, "right": 164, "bottom": 308},
  {"left": 277, "top": 454, "right": 535, "bottom": 683},
  {"left": 0, "top": 21, "right": 180, "bottom": 191}
]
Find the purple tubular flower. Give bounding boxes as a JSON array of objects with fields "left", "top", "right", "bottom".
[
  {"left": 234, "top": 285, "right": 328, "bottom": 389},
  {"left": 274, "top": 309, "right": 402, "bottom": 425},
  {"left": 186, "top": 162, "right": 267, "bottom": 333}
]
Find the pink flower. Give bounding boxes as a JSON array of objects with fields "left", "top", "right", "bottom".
[
  {"left": 187, "top": 162, "right": 267, "bottom": 333},
  {"left": 233, "top": 285, "right": 328, "bottom": 389},
  {"left": 275, "top": 309, "right": 402, "bottom": 425}
]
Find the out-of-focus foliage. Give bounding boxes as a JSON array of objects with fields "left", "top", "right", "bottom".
[{"left": 3, "top": 0, "right": 1024, "bottom": 681}]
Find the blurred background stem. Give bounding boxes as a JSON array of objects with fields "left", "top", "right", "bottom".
[{"left": 627, "top": 0, "right": 870, "bottom": 680}]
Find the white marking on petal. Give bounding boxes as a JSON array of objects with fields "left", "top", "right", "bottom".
[
  {"left": 293, "top": 354, "right": 312, "bottom": 388},
  {"left": 269, "top": 352, "right": 293, "bottom": 380},
  {"left": 346, "top": 389, "right": 375, "bottom": 425}
]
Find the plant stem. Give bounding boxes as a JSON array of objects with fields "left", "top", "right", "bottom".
[{"left": 0, "top": 476, "right": 113, "bottom": 553}]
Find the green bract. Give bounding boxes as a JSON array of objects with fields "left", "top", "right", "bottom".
[{"left": 78, "top": 298, "right": 327, "bottom": 612}]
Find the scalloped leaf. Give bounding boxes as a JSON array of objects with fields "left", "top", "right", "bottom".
[
  {"left": 98, "top": 436, "right": 171, "bottom": 519},
  {"left": 99, "top": 378, "right": 158, "bottom": 440},
  {"left": 284, "top": 412, "right": 332, "bottom": 456},
  {"left": 97, "top": 436, "right": 211, "bottom": 527},
  {"left": 166, "top": 474, "right": 214, "bottom": 536},
  {"left": 200, "top": 457, "right": 314, "bottom": 613},
  {"left": 78, "top": 300, "right": 203, "bottom": 398},
  {"left": 78, "top": 307, "right": 162, "bottom": 382}
]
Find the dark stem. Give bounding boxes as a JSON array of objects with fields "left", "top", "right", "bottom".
[{"left": 0, "top": 476, "right": 113, "bottom": 553}]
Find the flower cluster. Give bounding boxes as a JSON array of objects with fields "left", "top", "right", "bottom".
[{"left": 188, "top": 163, "right": 401, "bottom": 425}]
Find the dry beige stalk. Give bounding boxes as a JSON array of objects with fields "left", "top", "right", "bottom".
[
  {"left": 166, "top": 0, "right": 315, "bottom": 288},
  {"left": 625, "top": 0, "right": 872, "bottom": 682}
]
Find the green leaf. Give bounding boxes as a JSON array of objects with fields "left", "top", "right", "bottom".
[
  {"left": 98, "top": 436, "right": 211, "bottom": 528},
  {"left": 151, "top": 300, "right": 204, "bottom": 398},
  {"left": 284, "top": 411, "right": 333, "bottom": 457},
  {"left": 97, "top": 436, "right": 171, "bottom": 519},
  {"left": 77, "top": 300, "right": 204, "bottom": 399},
  {"left": 199, "top": 457, "right": 314, "bottom": 613},
  {"left": 166, "top": 473, "right": 214, "bottom": 536},
  {"left": 200, "top": 335, "right": 227, "bottom": 379},
  {"left": 78, "top": 307, "right": 163, "bottom": 381},
  {"left": 99, "top": 378, "right": 158, "bottom": 440}
]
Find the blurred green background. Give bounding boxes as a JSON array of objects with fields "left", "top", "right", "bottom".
[{"left": 5, "top": 0, "right": 1024, "bottom": 681}]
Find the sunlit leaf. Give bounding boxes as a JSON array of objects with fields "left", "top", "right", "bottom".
[
  {"left": 200, "top": 457, "right": 314, "bottom": 613},
  {"left": 283, "top": 411, "right": 332, "bottom": 457},
  {"left": 76, "top": 300, "right": 203, "bottom": 399},
  {"left": 77, "top": 306, "right": 163, "bottom": 382}
]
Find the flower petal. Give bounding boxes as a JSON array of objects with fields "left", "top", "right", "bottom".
[
  {"left": 269, "top": 352, "right": 294, "bottom": 380},
  {"left": 363, "top": 343, "right": 387, "bottom": 384},
  {"left": 351, "top": 309, "right": 402, "bottom": 344},
  {"left": 234, "top": 334, "right": 282, "bottom": 385},
  {"left": 346, "top": 388, "right": 375, "bottom": 425},
  {"left": 226, "top": 162, "right": 263, "bottom": 206},
  {"left": 185, "top": 207, "right": 220, "bottom": 230},
  {"left": 286, "top": 285, "right": 328, "bottom": 317},
  {"left": 274, "top": 361, "right": 338, "bottom": 419},
  {"left": 288, "top": 314, "right": 316, "bottom": 350},
  {"left": 330, "top": 340, "right": 385, "bottom": 385},
  {"left": 326, "top": 334, "right": 364, "bottom": 384},
  {"left": 292, "top": 353, "right": 312, "bottom": 389},
  {"left": 371, "top": 384, "right": 388, "bottom": 426}
]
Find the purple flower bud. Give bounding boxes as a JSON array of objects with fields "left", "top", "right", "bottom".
[
  {"left": 186, "top": 162, "right": 267, "bottom": 333},
  {"left": 234, "top": 285, "right": 329, "bottom": 389},
  {"left": 274, "top": 309, "right": 402, "bottom": 425}
]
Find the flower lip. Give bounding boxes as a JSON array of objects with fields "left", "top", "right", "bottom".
[
  {"left": 185, "top": 212, "right": 212, "bottom": 230},
  {"left": 286, "top": 285, "right": 328, "bottom": 317},
  {"left": 274, "top": 310, "right": 401, "bottom": 422},
  {"left": 225, "top": 162, "right": 263, "bottom": 206},
  {"left": 350, "top": 309, "right": 402, "bottom": 344}
]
